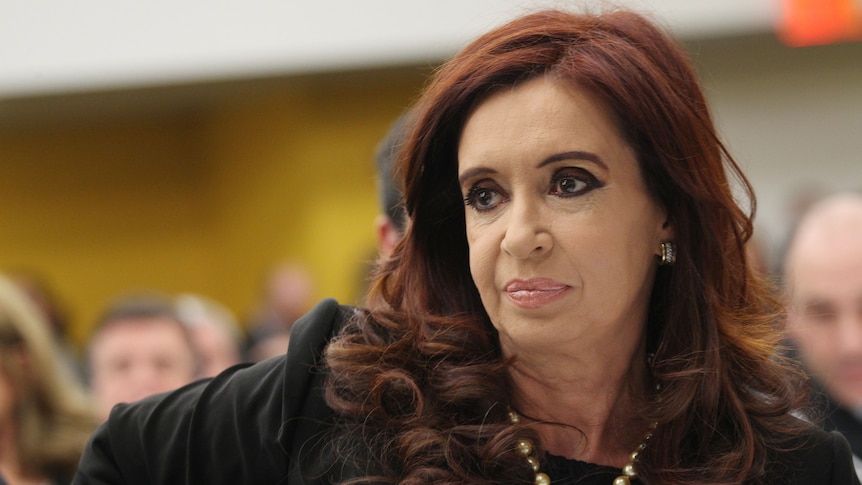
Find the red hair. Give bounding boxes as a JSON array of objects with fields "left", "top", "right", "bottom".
[{"left": 327, "top": 9, "right": 809, "bottom": 484}]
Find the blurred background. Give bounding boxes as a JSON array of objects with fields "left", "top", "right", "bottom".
[{"left": 1, "top": 0, "right": 860, "bottom": 350}]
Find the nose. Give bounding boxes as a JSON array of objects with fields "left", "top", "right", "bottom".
[
  {"left": 500, "top": 200, "right": 552, "bottom": 260},
  {"left": 834, "top": 313, "right": 862, "bottom": 357},
  {"left": 129, "top": 363, "right": 168, "bottom": 397}
]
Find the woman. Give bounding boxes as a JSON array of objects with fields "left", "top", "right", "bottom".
[
  {"left": 74, "top": 9, "right": 858, "bottom": 485},
  {"left": 0, "top": 275, "right": 96, "bottom": 485}
]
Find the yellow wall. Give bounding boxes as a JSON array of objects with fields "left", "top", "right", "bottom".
[{"left": 0, "top": 71, "right": 424, "bottom": 348}]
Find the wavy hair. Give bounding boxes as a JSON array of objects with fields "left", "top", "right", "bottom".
[
  {"left": 0, "top": 274, "right": 97, "bottom": 481},
  {"left": 326, "top": 9, "right": 809, "bottom": 484}
]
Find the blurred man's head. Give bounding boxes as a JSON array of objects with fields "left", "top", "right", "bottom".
[
  {"left": 784, "top": 192, "right": 862, "bottom": 408},
  {"left": 374, "top": 112, "right": 412, "bottom": 257},
  {"left": 88, "top": 292, "right": 196, "bottom": 420}
]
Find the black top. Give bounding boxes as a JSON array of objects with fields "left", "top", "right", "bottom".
[
  {"left": 73, "top": 299, "right": 860, "bottom": 484},
  {"left": 543, "top": 455, "right": 620, "bottom": 483},
  {"left": 818, "top": 387, "right": 862, "bottom": 459}
]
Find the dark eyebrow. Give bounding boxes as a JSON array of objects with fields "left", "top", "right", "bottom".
[
  {"left": 539, "top": 151, "right": 608, "bottom": 171},
  {"left": 458, "top": 150, "right": 608, "bottom": 187},
  {"left": 458, "top": 167, "right": 497, "bottom": 187}
]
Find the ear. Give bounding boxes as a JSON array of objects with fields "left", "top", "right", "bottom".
[
  {"left": 375, "top": 214, "right": 401, "bottom": 258},
  {"left": 654, "top": 215, "right": 675, "bottom": 257}
]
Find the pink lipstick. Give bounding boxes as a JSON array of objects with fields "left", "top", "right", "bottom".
[{"left": 504, "top": 278, "right": 569, "bottom": 309}]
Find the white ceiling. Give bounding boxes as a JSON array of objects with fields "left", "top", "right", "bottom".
[{"left": 1, "top": 0, "right": 781, "bottom": 98}]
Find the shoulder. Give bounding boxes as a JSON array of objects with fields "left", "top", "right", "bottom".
[
  {"left": 281, "top": 298, "right": 358, "bottom": 434},
  {"left": 281, "top": 298, "right": 365, "bottom": 483},
  {"left": 282, "top": 297, "right": 358, "bottom": 414},
  {"left": 286, "top": 297, "right": 357, "bottom": 361},
  {"left": 768, "top": 423, "right": 860, "bottom": 484}
]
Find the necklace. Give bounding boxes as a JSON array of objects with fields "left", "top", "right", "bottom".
[{"left": 508, "top": 411, "right": 657, "bottom": 485}]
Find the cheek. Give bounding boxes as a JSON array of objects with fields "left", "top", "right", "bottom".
[
  {"left": 565, "top": 226, "right": 632, "bottom": 272},
  {"left": 796, "top": 326, "right": 836, "bottom": 360},
  {"left": 467, "top": 231, "right": 498, "bottom": 287},
  {"left": 468, "top": 246, "right": 495, "bottom": 285}
]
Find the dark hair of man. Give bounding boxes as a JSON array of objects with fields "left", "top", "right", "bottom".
[
  {"left": 90, "top": 292, "right": 194, "bottom": 358},
  {"left": 375, "top": 112, "right": 412, "bottom": 233},
  {"left": 326, "top": 9, "right": 810, "bottom": 484}
]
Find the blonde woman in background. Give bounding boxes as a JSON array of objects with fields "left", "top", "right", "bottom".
[{"left": 0, "top": 275, "right": 96, "bottom": 485}]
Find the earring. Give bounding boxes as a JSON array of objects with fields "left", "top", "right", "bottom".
[{"left": 659, "top": 241, "right": 676, "bottom": 266}]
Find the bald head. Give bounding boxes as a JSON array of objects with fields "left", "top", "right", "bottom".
[
  {"left": 784, "top": 192, "right": 862, "bottom": 408},
  {"left": 785, "top": 193, "right": 862, "bottom": 276}
]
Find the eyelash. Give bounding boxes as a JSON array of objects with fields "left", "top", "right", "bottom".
[
  {"left": 464, "top": 184, "right": 502, "bottom": 212},
  {"left": 550, "top": 169, "right": 602, "bottom": 197},
  {"left": 463, "top": 168, "right": 602, "bottom": 212}
]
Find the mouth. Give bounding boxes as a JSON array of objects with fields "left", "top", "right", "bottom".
[{"left": 504, "top": 278, "right": 570, "bottom": 309}]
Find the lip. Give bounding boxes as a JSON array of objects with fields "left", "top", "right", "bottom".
[{"left": 504, "top": 278, "right": 570, "bottom": 309}]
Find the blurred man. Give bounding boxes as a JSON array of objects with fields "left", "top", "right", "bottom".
[
  {"left": 245, "top": 261, "right": 316, "bottom": 361},
  {"left": 87, "top": 292, "right": 197, "bottom": 421},
  {"left": 373, "top": 112, "right": 411, "bottom": 258},
  {"left": 784, "top": 191, "right": 862, "bottom": 475},
  {"left": 175, "top": 293, "right": 245, "bottom": 378}
]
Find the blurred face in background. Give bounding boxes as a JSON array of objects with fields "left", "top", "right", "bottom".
[
  {"left": 267, "top": 265, "right": 314, "bottom": 326},
  {"left": 786, "top": 197, "right": 862, "bottom": 408},
  {"left": 89, "top": 317, "right": 196, "bottom": 420}
]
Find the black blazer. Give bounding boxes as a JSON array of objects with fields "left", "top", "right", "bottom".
[{"left": 73, "top": 299, "right": 860, "bottom": 484}]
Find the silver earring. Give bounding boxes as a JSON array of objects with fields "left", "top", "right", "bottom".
[{"left": 659, "top": 241, "right": 676, "bottom": 266}]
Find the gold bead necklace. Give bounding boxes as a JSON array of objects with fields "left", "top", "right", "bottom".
[{"left": 508, "top": 411, "right": 657, "bottom": 485}]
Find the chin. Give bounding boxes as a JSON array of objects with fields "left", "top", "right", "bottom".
[{"left": 828, "top": 383, "right": 862, "bottom": 409}]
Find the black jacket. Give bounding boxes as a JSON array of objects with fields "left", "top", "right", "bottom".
[
  {"left": 817, "top": 386, "right": 862, "bottom": 460},
  {"left": 73, "top": 299, "right": 860, "bottom": 484}
]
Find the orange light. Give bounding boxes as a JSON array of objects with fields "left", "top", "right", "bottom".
[{"left": 779, "top": 0, "right": 862, "bottom": 46}]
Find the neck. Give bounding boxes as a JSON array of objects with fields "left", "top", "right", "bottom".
[{"left": 508, "top": 342, "right": 652, "bottom": 466}]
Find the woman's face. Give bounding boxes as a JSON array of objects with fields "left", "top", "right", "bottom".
[{"left": 457, "top": 76, "right": 671, "bottom": 356}]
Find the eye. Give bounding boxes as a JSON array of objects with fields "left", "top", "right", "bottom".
[
  {"left": 110, "top": 358, "right": 131, "bottom": 373},
  {"left": 464, "top": 184, "right": 505, "bottom": 212},
  {"left": 550, "top": 169, "right": 601, "bottom": 197},
  {"left": 804, "top": 302, "right": 837, "bottom": 325}
]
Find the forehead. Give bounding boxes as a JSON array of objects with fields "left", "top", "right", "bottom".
[
  {"left": 791, "top": 249, "right": 862, "bottom": 279},
  {"left": 93, "top": 317, "right": 189, "bottom": 350},
  {"left": 787, "top": 198, "right": 862, "bottom": 262},
  {"left": 458, "top": 76, "right": 629, "bottom": 166},
  {"left": 788, "top": 201, "right": 862, "bottom": 264},
  {"left": 787, "top": 232, "right": 862, "bottom": 300}
]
